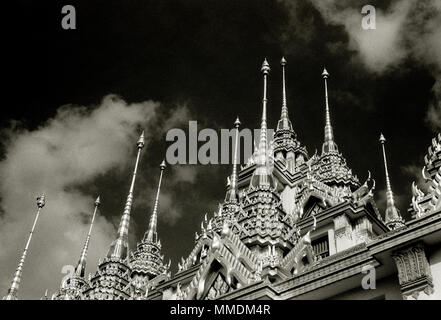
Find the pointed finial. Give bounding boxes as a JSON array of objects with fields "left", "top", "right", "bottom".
[
  {"left": 321, "top": 67, "right": 338, "bottom": 154},
  {"left": 137, "top": 131, "right": 145, "bottom": 149},
  {"left": 160, "top": 160, "right": 166, "bottom": 170},
  {"left": 234, "top": 116, "right": 241, "bottom": 128},
  {"left": 75, "top": 196, "right": 100, "bottom": 277},
  {"left": 95, "top": 195, "right": 101, "bottom": 207},
  {"left": 261, "top": 58, "right": 270, "bottom": 74},
  {"left": 379, "top": 133, "right": 386, "bottom": 144},
  {"left": 276, "top": 55, "right": 293, "bottom": 132},
  {"left": 37, "top": 194, "right": 45, "bottom": 208},
  {"left": 226, "top": 116, "right": 241, "bottom": 203},
  {"left": 107, "top": 133, "right": 144, "bottom": 260},
  {"left": 145, "top": 160, "right": 166, "bottom": 242},
  {"left": 379, "top": 133, "right": 405, "bottom": 229},
  {"left": 3, "top": 195, "right": 45, "bottom": 300},
  {"left": 250, "top": 58, "right": 273, "bottom": 188}
]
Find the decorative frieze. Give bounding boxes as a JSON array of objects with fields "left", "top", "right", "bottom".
[{"left": 392, "top": 243, "right": 434, "bottom": 299}]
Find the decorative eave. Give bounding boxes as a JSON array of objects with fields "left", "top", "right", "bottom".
[
  {"left": 296, "top": 200, "right": 389, "bottom": 235},
  {"left": 221, "top": 208, "right": 441, "bottom": 300},
  {"left": 424, "top": 133, "right": 441, "bottom": 178}
]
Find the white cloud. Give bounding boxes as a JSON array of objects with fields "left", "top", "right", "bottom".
[
  {"left": 171, "top": 165, "right": 198, "bottom": 184},
  {"left": 308, "top": 0, "right": 416, "bottom": 72},
  {"left": 306, "top": 0, "right": 441, "bottom": 130},
  {"left": 0, "top": 95, "right": 159, "bottom": 299}
]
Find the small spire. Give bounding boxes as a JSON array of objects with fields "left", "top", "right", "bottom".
[
  {"left": 379, "top": 133, "right": 404, "bottom": 229},
  {"left": 261, "top": 58, "right": 270, "bottom": 74},
  {"left": 3, "top": 194, "right": 45, "bottom": 300},
  {"left": 75, "top": 196, "right": 100, "bottom": 277},
  {"left": 321, "top": 67, "right": 338, "bottom": 154},
  {"left": 107, "top": 131, "right": 145, "bottom": 260},
  {"left": 277, "top": 57, "right": 293, "bottom": 131},
  {"left": 137, "top": 131, "right": 145, "bottom": 149},
  {"left": 145, "top": 160, "right": 166, "bottom": 242},
  {"left": 225, "top": 117, "right": 241, "bottom": 202}
]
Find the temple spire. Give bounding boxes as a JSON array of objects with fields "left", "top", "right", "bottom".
[
  {"left": 225, "top": 117, "right": 241, "bottom": 202},
  {"left": 145, "top": 160, "right": 166, "bottom": 242},
  {"left": 3, "top": 194, "right": 46, "bottom": 300},
  {"left": 379, "top": 133, "right": 405, "bottom": 229},
  {"left": 277, "top": 57, "right": 293, "bottom": 131},
  {"left": 75, "top": 196, "right": 100, "bottom": 277},
  {"left": 321, "top": 68, "right": 338, "bottom": 154},
  {"left": 250, "top": 58, "right": 273, "bottom": 188},
  {"left": 107, "top": 131, "right": 145, "bottom": 260}
]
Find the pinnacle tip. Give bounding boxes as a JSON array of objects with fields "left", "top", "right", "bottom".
[
  {"left": 261, "top": 59, "right": 270, "bottom": 74},
  {"left": 322, "top": 67, "right": 329, "bottom": 78},
  {"left": 234, "top": 117, "right": 241, "bottom": 127},
  {"left": 37, "top": 194, "right": 46, "bottom": 208},
  {"left": 137, "top": 130, "right": 145, "bottom": 148},
  {"left": 281, "top": 57, "right": 287, "bottom": 65},
  {"left": 160, "top": 160, "right": 166, "bottom": 170}
]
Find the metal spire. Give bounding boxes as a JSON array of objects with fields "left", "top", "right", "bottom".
[
  {"left": 107, "top": 131, "right": 145, "bottom": 260},
  {"left": 251, "top": 59, "right": 272, "bottom": 188},
  {"left": 145, "top": 160, "right": 166, "bottom": 242},
  {"left": 379, "top": 133, "right": 404, "bottom": 229},
  {"left": 75, "top": 196, "right": 100, "bottom": 277},
  {"left": 321, "top": 68, "right": 338, "bottom": 154},
  {"left": 3, "top": 194, "right": 46, "bottom": 300},
  {"left": 278, "top": 57, "right": 293, "bottom": 131},
  {"left": 225, "top": 117, "right": 241, "bottom": 202}
]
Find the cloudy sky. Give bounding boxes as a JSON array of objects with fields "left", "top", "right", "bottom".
[{"left": 1, "top": 0, "right": 440, "bottom": 299}]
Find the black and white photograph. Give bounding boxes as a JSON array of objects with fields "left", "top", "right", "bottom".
[{"left": 1, "top": 0, "right": 441, "bottom": 308}]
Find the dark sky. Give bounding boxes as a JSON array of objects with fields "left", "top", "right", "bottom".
[{"left": 1, "top": 0, "right": 438, "bottom": 289}]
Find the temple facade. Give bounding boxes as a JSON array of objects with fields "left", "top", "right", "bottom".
[{"left": 4, "top": 58, "right": 441, "bottom": 300}]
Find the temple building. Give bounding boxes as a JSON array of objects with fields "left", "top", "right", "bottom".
[{"left": 3, "top": 58, "right": 441, "bottom": 300}]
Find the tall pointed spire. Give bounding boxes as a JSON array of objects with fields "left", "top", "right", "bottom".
[
  {"left": 260, "top": 58, "right": 270, "bottom": 154},
  {"left": 107, "top": 131, "right": 145, "bottom": 260},
  {"left": 251, "top": 58, "right": 274, "bottom": 188},
  {"left": 75, "top": 196, "right": 100, "bottom": 277},
  {"left": 379, "top": 133, "right": 405, "bottom": 229},
  {"left": 130, "top": 160, "right": 170, "bottom": 296},
  {"left": 225, "top": 117, "right": 241, "bottom": 202},
  {"left": 277, "top": 57, "right": 293, "bottom": 131},
  {"left": 3, "top": 194, "right": 45, "bottom": 300},
  {"left": 321, "top": 68, "right": 338, "bottom": 154},
  {"left": 145, "top": 160, "right": 166, "bottom": 242}
]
